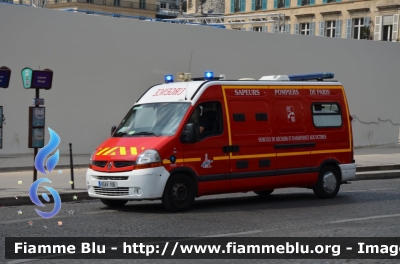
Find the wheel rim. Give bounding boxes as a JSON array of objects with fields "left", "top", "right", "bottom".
[
  {"left": 172, "top": 182, "right": 188, "bottom": 204},
  {"left": 323, "top": 171, "right": 337, "bottom": 193}
]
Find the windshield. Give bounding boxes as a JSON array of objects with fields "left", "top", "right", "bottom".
[{"left": 114, "top": 102, "right": 190, "bottom": 137}]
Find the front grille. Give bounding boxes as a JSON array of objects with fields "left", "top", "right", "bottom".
[
  {"left": 94, "top": 176, "right": 129, "bottom": 180},
  {"left": 93, "top": 161, "right": 107, "bottom": 167},
  {"left": 114, "top": 161, "right": 136, "bottom": 168},
  {"left": 94, "top": 187, "right": 129, "bottom": 196}
]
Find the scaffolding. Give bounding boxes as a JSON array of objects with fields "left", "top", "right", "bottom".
[{"left": 163, "top": 13, "right": 287, "bottom": 32}]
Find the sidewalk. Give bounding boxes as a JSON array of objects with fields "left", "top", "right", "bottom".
[
  {"left": 0, "top": 154, "right": 90, "bottom": 172},
  {"left": 0, "top": 146, "right": 399, "bottom": 207}
]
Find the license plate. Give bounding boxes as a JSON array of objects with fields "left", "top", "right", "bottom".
[{"left": 98, "top": 181, "right": 118, "bottom": 188}]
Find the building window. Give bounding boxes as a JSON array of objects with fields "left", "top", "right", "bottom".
[
  {"left": 353, "top": 18, "right": 364, "bottom": 39},
  {"left": 234, "top": 0, "right": 241, "bottom": 12},
  {"left": 278, "top": 0, "right": 285, "bottom": 8},
  {"left": 114, "top": 0, "right": 120, "bottom": 6},
  {"left": 255, "top": 0, "right": 262, "bottom": 10},
  {"left": 253, "top": 26, "right": 262, "bottom": 31},
  {"left": 160, "top": 2, "right": 166, "bottom": 8},
  {"left": 382, "top": 16, "right": 395, "bottom": 41},
  {"left": 301, "top": 0, "right": 310, "bottom": 6},
  {"left": 382, "top": 25, "right": 393, "bottom": 41},
  {"left": 325, "top": 21, "right": 336, "bottom": 37},
  {"left": 300, "top": 23, "right": 310, "bottom": 35},
  {"left": 327, "top": 0, "right": 335, "bottom": 3},
  {"left": 139, "top": 0, "right": 146, "bottom": 9}
]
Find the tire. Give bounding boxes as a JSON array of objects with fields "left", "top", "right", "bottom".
[
  {"left": 254, "top": 189, "right": 274, "bottom": 196},
  {"left": 162, "top": 173, "right": 196, "bottom": 212},
  {"left": 313, "top": 165, "right": 340, "bottom": 199},
  {"left": 100, "top": 199, "right": 128, "bottom": 207}
]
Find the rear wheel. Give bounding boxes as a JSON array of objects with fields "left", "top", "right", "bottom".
[
  {"left": 162, "top": 173, "right": 195, "bottom": 212},
  {"left": 313, "top": 165, "right": 340, "bottom": 199},
  {"left": 100, "top": 199, "right": 128, "bottom": 208},
  {"left": 254, "top": 189, "right": 274, "bottom": 196}
]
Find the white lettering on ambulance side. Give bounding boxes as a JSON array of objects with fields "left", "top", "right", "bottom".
[
  {"left": 234, "top": 89, "right": 260, "bottom": 96},
  {"left": 258, "top": 134, "right": 327, "bottom": 143},
  {"left": 152, "top": 88, "right": 186, "bottom": 96},
  {"left": 310, "top": 89, "right": 330, "bottom": 95},
  {"left": 274, "top": 90, "right": 300, "bottom": 96}
]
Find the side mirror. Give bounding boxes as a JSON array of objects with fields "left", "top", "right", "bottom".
[
  {"left": 181, "top": 123, "right": 197, "bottom": 143},
  {"left": 111, "top": 125, "right": 116, "bottom": 136}
]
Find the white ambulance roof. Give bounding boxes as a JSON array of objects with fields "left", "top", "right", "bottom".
[
  {"left": 136, "top": 80, "right": 342, "bottom": 105},
  {"left": 137, "top": 81, "right": 204, "bottom": 105}
]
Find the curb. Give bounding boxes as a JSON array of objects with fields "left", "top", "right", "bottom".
[
  {"left": 0, "top": 192, "right": 94, "bottom": 207},
  {"left": 0, "top": 164, "right": 88, "bottom": 173},
  {"left": 354, "top": 170, "right": 400, "bottom": 181},
  {"left": 356, "top": 164, "right": 400, "bottom": 172}
]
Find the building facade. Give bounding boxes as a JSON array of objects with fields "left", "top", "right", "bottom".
[
  {"left": 2, "top": 0, "right": 158, "bottom": 18},
  {"left": 156, "top": 0, "right": 180, "bottom": 17},
  {"left": 223, "top": 0, "right": 399, "bottom": 41},
  {"left": 186, "top": 0, "right": 225, "bottom": 15}
]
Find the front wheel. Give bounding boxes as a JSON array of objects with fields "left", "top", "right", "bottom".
[
  {"left": 313, "top": 165, "right": 340, "bottom": 199},
  {"left": 162, "top": 173, "right": 195, "bottom": 212},
  {"left": 100, "top": 199, "right": 128, "bottom": 208}
]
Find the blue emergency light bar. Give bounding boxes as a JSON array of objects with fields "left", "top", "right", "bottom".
[
  {"left": 204, "top": 71, "right": 214, "bottom": 81},
  {"left": 287, "top": 72, "right": 334, "bottom": 81},
  {"left": 165, "top": 75, "right": 174, "bottom": 83}
]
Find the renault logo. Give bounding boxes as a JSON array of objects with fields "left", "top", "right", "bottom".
[{"left": 107, "top": 162, "right": 112, "bottom": 170}]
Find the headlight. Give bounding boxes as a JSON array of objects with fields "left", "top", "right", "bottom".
[
  {"left": 136, "top": 150, "right": 161, "bottom": 164},
  {"left": 135, "top": 150, "right": 163, "bottom": 169},
  {"left": 89, "top": 150, "right": 96, "bottom": 168}
]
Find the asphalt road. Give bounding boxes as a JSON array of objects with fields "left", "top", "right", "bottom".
[{"left": 1, "top": 178, "right": 400, "bottom": 264}]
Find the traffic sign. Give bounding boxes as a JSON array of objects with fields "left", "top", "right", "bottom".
[
  {"left": 0, "top": 66, "right": 11, "bottom": 88},
  {"left": 21, "top": 68, "right": 33, "bottom": 89},
  {"left": 31, "top": 69, "right": 53, "bottom": 89}
]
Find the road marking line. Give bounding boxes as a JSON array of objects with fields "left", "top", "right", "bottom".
[
  {"left": 6, "top": 260, "right": 38, "bottom": 264},
  {"left": 330, "top": 213, "right": 400, "bottom": 224},
  {"left": 204, "top": 230, "right": 263, "bottom": 237},
  {"left": 0, "top": 210, "right": 113, "bottom": 224},
  {"left": 369, "top": 188, "right": 397, "bottom": 191}
]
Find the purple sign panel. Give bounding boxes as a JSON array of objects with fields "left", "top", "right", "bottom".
[
  {"left": 0, "top": 67, "right": 11, "bottom": 88},
  {"left": 31, "top": 70, "right": 53, "bottom": 89}
]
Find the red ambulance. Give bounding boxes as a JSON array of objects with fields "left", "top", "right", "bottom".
[{"left": 86, "top": 72, "right": 356, "bottom": 211}]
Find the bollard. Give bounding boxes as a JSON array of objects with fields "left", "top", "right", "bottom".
[{"left": 69, "top": 143, "right": 75, "bottom": 190}]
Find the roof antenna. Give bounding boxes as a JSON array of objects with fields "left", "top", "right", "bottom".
[{"left": 185, "top": 50, "right": 193, "bottom": 101}]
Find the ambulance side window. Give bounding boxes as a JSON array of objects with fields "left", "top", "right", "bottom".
[
  {"left": 188, "top": 102, "right": 223, "bottom": 141},
  {"left": 312, "top": 103, "right": 342, "bottom": 127}
]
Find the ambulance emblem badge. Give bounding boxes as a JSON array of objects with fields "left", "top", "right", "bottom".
[{"left": 201, "top": 154, "right": 213, "bottom": 168}]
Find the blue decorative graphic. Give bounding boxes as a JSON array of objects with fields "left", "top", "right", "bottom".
[
  {"left": 34, "top": 127, "right": 60, "bottom": 175},
  {"left": 29, "top": 178, "right": 62, "bottom": 219}
]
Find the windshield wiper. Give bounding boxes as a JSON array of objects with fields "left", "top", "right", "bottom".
[
  {"left": 129, "top": 131, "right": 158, "bottom": 137},
  {"left": 113, "top": 131, "right": 127, "bottom": 137}
]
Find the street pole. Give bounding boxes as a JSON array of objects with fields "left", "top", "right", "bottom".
[{"left": 33, "top": 87, "right": 39, "bottom": 182}]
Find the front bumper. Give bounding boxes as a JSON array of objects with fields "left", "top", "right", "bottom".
[
  {"left": 339, "top": 163, "right": 356, "bottom": 182},
  {"left": 86, "top": 167, "right": 170, "bottom": 200}
]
